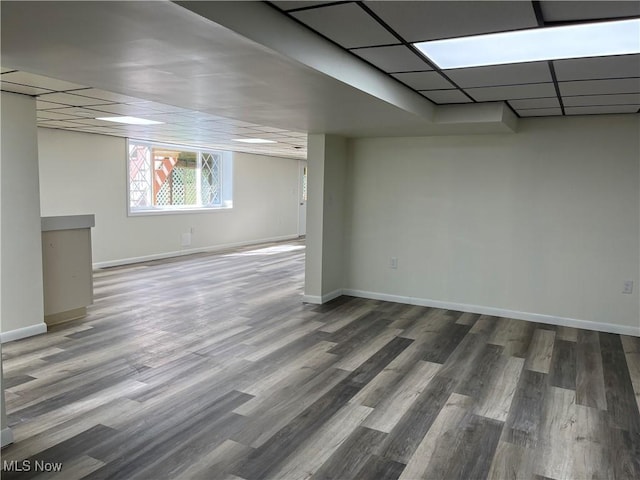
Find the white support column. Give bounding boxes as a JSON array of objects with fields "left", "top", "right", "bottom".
[
  {"left": 303, "top": 134, "right": 347, "bottom": 304},
  {"left": 1, "top": 92, "right": 46, "bottom": 342}
]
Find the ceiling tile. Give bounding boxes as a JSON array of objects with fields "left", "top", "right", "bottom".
[
  {"left": 1, "top": 67, "right": 17, "bottom": 74},
  {"left": 466, "top": 83, "right": 557, "bottom": 101},
  {"left": 71, "top": 88, "right": 149, "bottom": 103},
  {"left": 446, "top": 62, "right": 552, "bottom": 88},
  {"left": 517, "top": 108, "right": 563, "bottom": 117},
  {"left": 562, "top": 93, "right": 640, "bottom": 106},
  {"left": 540, "top": 1, "right": 640, "bottom": 22},
  {"left": 1, "top": 82, "right": 52, "bottom": 96},
  {"left": 37, "top": 110, "right": 86, "bottom": 121},
  {"left": 565, "top": 105, "right": 640, "bottom": 115},
  {"left": 37, "top": 120, "right": 86, "bottom": 128},
  {"left": 352, "top": 45, "right": 432, "bottom": 73},
  {"left": 1, "top": 71, "right": 86, "bottom": 91},
  {"left": 85, "top": 103, "right": 165, "bottom": 116},
  {"left": 559, "top": 78, "right": 640, "bottom": 96},
  {"left": 37, "top": 92, "right": 115, "bottom": 106},
  {"left": 37, "top": 99, "right": 70, "bottom": 110},
  {"left": 134, "top": 112, "right": 197, "bottom": 124},
  {"left": 271, "top": 1, "right": 335, "bottom": 11},
  {"left": 554, "top": 55, "right": 640, "bottom": 81},
  {"left": 420, "top": 89, "right": 472, "bottom": 104},
  {"left": 291, "top": 3, "right": 398, "bottom": 48},
  {"left": 50, "top": 107, "right": 108, "bottom": 118},
  {"left": 392, "top": 71, "right": 454, "bottom": 90},
  {"left": 509, "top": 97, "right": 560, "bottom": 109},
  {"left": 365, "top": 0, "right": 538, "bottom": 42}
]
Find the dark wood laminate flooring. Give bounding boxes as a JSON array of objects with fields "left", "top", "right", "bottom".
[{"left": 2, "top": 239, "right": 640, "bottom": 479}]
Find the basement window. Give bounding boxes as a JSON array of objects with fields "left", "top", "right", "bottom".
[{"left": 127, "top": 139, "right": 233, "bottom": 215}]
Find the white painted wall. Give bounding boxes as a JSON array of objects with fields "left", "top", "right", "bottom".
[
  {"left": 1, "top": 92, "right": 46, "bottom": 338},
  {"left": 38, "top": 128, "right": 300, "bottom": 266},
  {"left": 345, "top": 115, "right": 640, "bottom": 333}
]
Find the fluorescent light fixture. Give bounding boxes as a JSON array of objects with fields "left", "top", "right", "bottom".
[
  {"left": 414, "top": 18, "right": 640, "bottom": 69},
  {"left": 96, "top": 116, "right": 164, "bottom": 125},
  {"left": 232, "top": 138, "right": 277, "bottom": 144}
]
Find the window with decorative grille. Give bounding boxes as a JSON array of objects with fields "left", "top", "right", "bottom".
[{"left": 127, "top": 140, "right": 232, "bottom": 214}]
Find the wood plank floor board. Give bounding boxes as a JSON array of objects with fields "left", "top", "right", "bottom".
[
  {"left": 455, "top": 343, "right": 505, "bottom": 398},
  {"left": 502, "top": 369, "right": 547, "bottom": 448},
  {"left": 576, "top": 329, "right": 608, "bottom": 410},
  {"left": 351, "top": 455, "right": 405, "bottom": 480},
  {"left": 599, "top": 332, "right": 640, "bottom": 434},
  {"left": 524, "top": 328, "right": 555, "bottom": 374},
  {"left": 310, "top": 426, "right": 387, "bottom": 480},
  {"left": 2, "top": 239, "right": 639, "bottom": 479},
  {"left": 1, "top": 425, "right": 118, "bottom": 480},
  {"left": 488, "top": 317, "right": 535, "bottom": 358},
  {"left": 230, "top": 382, "right": 362, "bottom": 480},
  {"left": 362, "top": 360, "right": 440, "bottom": 433},
  {"left": 420, "top": 322, "right": 472, "bottom": 364},
  {"left": 378, "top": 375, "right": 458, "bottom": 464},
  {"left": 437, "top": 413, "right": 504, "bottom": 480},
  {"left": 548, "top": 339, "right": 577, "bottom": 390},
  {"left": 398, "top": 392, "right": 472, "bottom": 480}
]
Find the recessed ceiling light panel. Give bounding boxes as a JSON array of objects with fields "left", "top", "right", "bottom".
[
  {"left": 233, "top": 138, "right": 277, "bottom": 144},
  {"left": 96, "top": 116, "right": 164, "bottom": 125},
  {"left": 414, "top": 18, "right": 640, "bottom": 69}
]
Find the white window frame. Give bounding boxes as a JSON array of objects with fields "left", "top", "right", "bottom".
[{"left": 126, "top": 139, "right": 233, "bottom": 216}]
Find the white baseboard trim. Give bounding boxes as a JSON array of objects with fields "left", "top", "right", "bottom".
[
  {"left": 93, "top": 234, "right": 300, "bottom": 269},
  {"left": 1, "top": 428, "right": 14, "bottom": 448},
  {"left": 342, "top": 289, "right": 640, "bottom": 337},
  {"left": 321, "top": 289, "right": 343, "bottom": 303},
  {"left": 1, "top": 323, "right": 48, "bottom": 344},
  {"left": 302, "top": 295, "right": 322, "bottom": 304},
  {"left": 302, "top": 289, "right": 343, "bottom": 305}
]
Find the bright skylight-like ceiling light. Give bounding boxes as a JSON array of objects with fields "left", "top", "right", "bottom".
[
  {"left": 96, "top": 116, "right": 164, "bottom": 125},
  {"left": 414, "top": 18, "right": 640, "bottom": 69},
  {"left": 233, "top": 138, "right": 277, "bottom": 144}
]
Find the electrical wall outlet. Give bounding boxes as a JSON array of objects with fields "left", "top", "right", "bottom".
[
  {"left": 390, "top": 257, "right": 398, "bottom": 269},
  {"left": 623, "top": 280, "right": 633, "bottom": 294}
]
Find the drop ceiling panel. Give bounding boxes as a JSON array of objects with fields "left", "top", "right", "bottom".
[
  {"left": 392, "top": 71, "right": 454, "bottom": 90},
  {"left": 352, "top": 45, "right": 432, "bottom": 73},
  {"left": 565, "top": 105, "right": 640, "bottom": 115},
  {"left": 37, "top": 92, "right": 115, "bottom": 107},
  {"left": 365, "top": 0, "right": 538, "bottom": 42},
  {"left": 559, "top": 78, "right": 640, "bottom": 96},
  {"left": 291, "top": 3, "right": 398, "bottom": 48},
  {"left": 271, "top": 1, "right": 335, "bottom": 11},
  {"left": 446, "top": 62, "right": 552, "bottom": 88},
  {"left": 1, "top": 71, "right": 86, "bottom": 91},
  {"left": 37, "top": 120, "right": 87, "bottom": 128},
  {"left": 82, "top": 103, "right": 171, "bottom": 116},
  {"left": 72, "top": 88, "right": 151, "bottom": 104},
  {"left": 540, "top": 1, "right": 640, "bottom": 22},
  {"left": 37, "top": 110, "right": 88, "bottom": 121},
  {"left": 509, "top": 97, "right": 560, "bottom": 109},
  {"left": 562, "top": 93, "right": 640, "bottom": 106},
  {"left": 467, "top": 83, "right": 557, "bottom": 101},
  {"left": 553, "top": 55, "right": 640, "bottom": 81},
  {"left": 517, "top": 108, "right": 563, "bottom": 117},
  {"left": 0, "top": 67, "right": 16, "bottom": 74},
  {"left": 37, "top": 99, "right": 71, "bottom": 110},
  {"left": 51, "top": 107, "right": 114, "bottom": 118},
  {"left": 420, "top": 89, "right": 472, "bottom": 104},
  {"left": 0, "top": 82, "right": 52, "bottom": 96}
]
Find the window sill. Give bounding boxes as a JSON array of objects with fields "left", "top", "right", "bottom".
[{"left": 128, "top": 206, "right": 233, "bottom": 217}]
